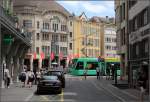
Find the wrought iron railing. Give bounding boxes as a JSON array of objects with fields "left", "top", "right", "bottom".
[{"left": 0, "top": 6, "right": 15, "bottom": 27}]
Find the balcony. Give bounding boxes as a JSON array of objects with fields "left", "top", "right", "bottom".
[
  {"left": 0, "top": 6, "right": 15, "bottom": 27},
  {"left": 41, "top": 29, "right": 51, "bottom": 33},
  {"left": 0, "top": 6, "right": 31, "bottom": 46}
]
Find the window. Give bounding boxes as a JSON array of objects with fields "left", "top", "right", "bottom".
[
  {"left": 43, "top": 22, "right": 49, "bottom": 29},
  {"left": 76, "top": 62, "right": 84, "bottom": 70},
  {"left": 122, "top": 3, "right": 125, "bottom": 20},
  {"left": 70, "top": 32, "right": 72, "bottom": 37},
  {"left": 121, "top": 28, "right": 125, "bottom": 45},
  {"left": 143, "top": 9, "right": 148, "bottom": 25},
  {"left": 60, "top": 47, "right": 67, "bottom": 55},
  {"left": 61, "top": 25, "right": 67, "bottom": 31},
  {"left": 36, "top": 47, "right": 39, "bottom": 54},
  {"left": 42, "top": 33, "right": 49, "bottom": 40},
  {"left": 106, "top": 45, "right": 111, "bottom": 50},
  {"left": 37, "top": 21, "right": 39, "bottom": 29},
  {"left": 69, "top": 43, "right": 72, "bottom": 50},
  {"left": 52, "top": 35, "right": 58, "bottom": 42},
  {"left": 60, "top": 35, "right": 67, "bottom": 42},
  {"left": 53, "top": 23, "right": 58, "bottom": 31},
  {"left": 87, "top": 62, "right": 98, "bottom": 70},
  {"left": 70, "top": 21, "right": 72, "bottom": 26},
  {"left": 136, "top": 44, "right": 139, "bottom": 55},
  {"left": 23, "top": 20, "right": 32, "bottom": 28},
  {"left": 36, "top": 33, "right": 40, "bottom": 40},
  {"left": 145, "top": 41, "right": 148, "bottom": 53}
]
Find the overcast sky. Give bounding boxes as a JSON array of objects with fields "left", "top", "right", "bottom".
[{"left": 57, "top": 1, "right": 115, "bottom": 18}]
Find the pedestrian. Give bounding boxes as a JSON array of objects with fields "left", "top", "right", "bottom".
[
  {"left": 27, "top": 69, "right": 35, "bottom": 88},
  {"left": 4, "top": 67, "right": 11, "bottom": 88},
  {"left": 84, "top": 68, "right": 87, "bottom": 80},
  {"left": 19, "top": 69, "right": 27, "bottom": 87},
  {"left": 36, "top": 70, "right": 41, "bottom": 84},
  {"left": 106, "top": 67, "right": 110, "bottom": 80},
  {"left": 96, "top": 67, "right": 100, "bottom": 79},
  {"left": 138, "top": 68, "right": 147, "bottom": 102}
]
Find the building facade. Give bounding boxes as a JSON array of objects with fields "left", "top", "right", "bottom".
[
  {"left": 69, "top": 12, "right": 102, "bottom": 58},
  {"left": 13, "top": 0, "right": 71, "bottom": 71},
  {"left": 114, "top": 0, "right": 128, "bottom": 80},
  {"left": 104, "top": 23, "right": 119, "bottom": 59},
  {"left": 128, "top": 0, "right": 150, "bottom": 88},
  {"left": 0, "top": 0, "right": 31, "bottom": 88}
]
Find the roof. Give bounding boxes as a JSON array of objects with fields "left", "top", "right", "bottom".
[{"left": 13, "top": 0, "right": 71, "bottom": 17}]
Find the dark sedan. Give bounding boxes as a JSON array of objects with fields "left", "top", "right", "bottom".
[
  {"left": 37, "top": 75, "right": 62, "bottom": 94},
  {"left": 45, "top": 70, "right": 65, "bottom": 88}
]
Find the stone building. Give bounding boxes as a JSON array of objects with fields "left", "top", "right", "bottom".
[{"left": 13, "top": 0, "right": 71, "bottom": 71}]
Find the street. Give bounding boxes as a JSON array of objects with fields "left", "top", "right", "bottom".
[
  {"left": 1, "top": 74, "right": 149, "bottom": 102},
  {"left": 28, "top": 75, "right": 139, "bottom": 102}
]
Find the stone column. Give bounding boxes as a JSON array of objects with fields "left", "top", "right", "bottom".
[
  {"left": 30, "top": 57, "right": 33, "bottom": 71},
  {"left": 13, "top": 56, "right": 19, "bottom": 83},
  {"left": 39, "top": 58, "right": 42, "bottom": 69},
  {"left": 1, "top": 56, "right": 6, "bottom": 88}
]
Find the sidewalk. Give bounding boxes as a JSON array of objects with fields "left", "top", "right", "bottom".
[
  {"left": 0, "top": 82, "right": 36, "bottom": 102},
  {"left": 97, "top": 76, "right": 149, "bottom": 102}
]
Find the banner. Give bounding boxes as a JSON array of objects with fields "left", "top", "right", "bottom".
[
  {"left": 33, "top": 52, "right": 36, "bottom": 59},
  {"left": 50, "top": 52, "right": 54, "bottom": 61},
  {"left": 40, "top": 52, "right": 45, "bottom": 60},
  {"left": 59, "top": 52, "right": 63, "bottom": 60}
]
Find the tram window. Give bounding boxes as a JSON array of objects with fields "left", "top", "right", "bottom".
[
  {"left": 87, "top": 62, "right": 98, "bottom": 70},
  {"left": 76, "top": 62, "right": 84, "bottom": 70}
]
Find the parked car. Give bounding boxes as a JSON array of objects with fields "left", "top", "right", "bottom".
[
  {"left": 37, "top": 75, "right": 62, "bottom": 94},
  {"left": 45, "top": 70, "right": 65, "bottom": 88}
]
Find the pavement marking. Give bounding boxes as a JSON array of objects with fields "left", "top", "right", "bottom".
[
  {"left": 108, "top": 84, "right": 138, "bottom": 100},
  {"left": 91, "top": 81, "right": 126, "bottom": 102},
  {"left": 24, "top": 93, "right": 34, "bottom": 102},
  {"left": 41, "top": 96, "right": 49, "bottom": 101},
  {"left": 58, "top": 89, "right": 64, "bottom": 102}
]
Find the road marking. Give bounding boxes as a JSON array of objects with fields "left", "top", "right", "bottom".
[
  {"left": 58, "top": 89, "right": 64, "bottom": 102},
  {"left": 107, "top": 84, "right": 138, "bottom": 100},
  {"left": 24, "top": 93, "right": 34, "bottom": 102},
  {"left": 91, "top": 81, "right": 126, "bottom": 102},
  {"left": 41, "top": 96, "right": 49, "bottom": 101}
]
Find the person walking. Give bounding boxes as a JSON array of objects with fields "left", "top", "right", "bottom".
[
  {"left": 27, "top": 69, "right": 35, "bottom": 88},
  {"left": 19, "top": 69, "right": 27, "bottom": 87},
  {"left": 106, "top": 67, "right": 110, "bottom": 80},
  {"left": 4, "top": 68, "right": 11, "bottom": 88},
  {"left": 36, "top": 70, "right": 41, "bottom": 84},
  {"left": 138, "top": 68, "right": 147, "bottom": 102},
  {"left": 96, "top": 67, "right": 100, "bottom": 80},
  {"left": 84, "top": 68, "right": 88, "bottom": 80}
]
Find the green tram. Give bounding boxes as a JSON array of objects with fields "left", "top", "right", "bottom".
[
  {"left": 69, "top": 57, "right": 100, "bottom": 76},
  {"left": 69, "top": 57, "right": 121, "bottom": 76}
]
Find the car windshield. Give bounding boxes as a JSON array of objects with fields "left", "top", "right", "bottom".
[{"left": 42, "top": 76, "right": 58, "bottom": 80}]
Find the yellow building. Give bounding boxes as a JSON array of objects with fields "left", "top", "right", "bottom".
[{"left": 71, "top": 12, "right": 103, "bottom": 58}]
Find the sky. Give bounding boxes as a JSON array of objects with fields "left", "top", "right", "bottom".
[{"left": 57, "top": 0, "right": 115, "bottom": 18}]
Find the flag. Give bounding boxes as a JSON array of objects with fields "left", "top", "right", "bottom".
[
  {"left": 59, "top": 52, "right": 63, "bottom": 60},
  {"left": 50, "top": 52, "right": 54, "bottom": 61},
  {"left": 33, "top": 52, "right": 36, "bottom": 59},
  {"left": 40, "top": 52, "right": 45, "bottom": 60}
]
